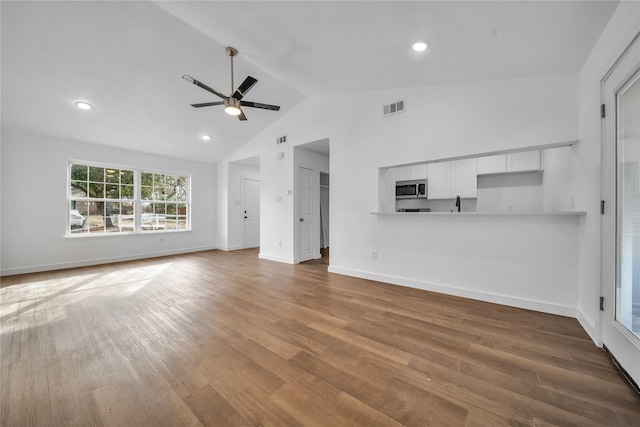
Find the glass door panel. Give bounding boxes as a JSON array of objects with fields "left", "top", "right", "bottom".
[{"left": 617, "top": 70, "right": 640, "bottom": 339}]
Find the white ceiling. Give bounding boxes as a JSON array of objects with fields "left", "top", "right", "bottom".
[{"left": 1, "top": 1, "right": 619, "bottom": 164}]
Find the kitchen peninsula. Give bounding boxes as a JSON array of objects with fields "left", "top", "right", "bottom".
[{"left": 363, "top": 141, "right": 585, "bottom": 319}]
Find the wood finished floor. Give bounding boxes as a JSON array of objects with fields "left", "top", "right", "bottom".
[{"left": 1, "top": 249, "right": 638, "bottom": 427}]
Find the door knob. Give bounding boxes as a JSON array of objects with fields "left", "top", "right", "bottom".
[
  {"left": 299, "top": 218, "right": 304, "bottom": 222},
  {"left": 244, "top": 216, "right": 248, "bottom": 219}
]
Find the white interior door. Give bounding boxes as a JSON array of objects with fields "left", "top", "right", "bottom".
[
  {"left": 243, "top": 178, "right": 260, "bottom": 249},
  {"left": 602, "top": 33, "right": 640, "bottom": 387},
  {"left": 296, "top": 166, "right": 317, "bottom": 263}
]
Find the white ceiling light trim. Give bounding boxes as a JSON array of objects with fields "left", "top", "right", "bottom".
[
  {"left": 200, "top": 134, "right": 211, "bottom": 141},
  {"left": 412, "top": 41, "right": 428, "bottom": 52},
  {"left": 74, "top": 101, "right": 93, "bottom": 110}
]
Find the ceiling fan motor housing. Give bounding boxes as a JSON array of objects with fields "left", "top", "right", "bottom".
[{"left": 224, "top": 97, "right": 242, "bottom": 115}]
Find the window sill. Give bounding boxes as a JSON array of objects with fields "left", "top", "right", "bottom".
[{"left": 65, "top": 229, "right": 192, "bottom": 239}]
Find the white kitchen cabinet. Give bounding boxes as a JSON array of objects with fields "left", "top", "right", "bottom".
[
  {"left": 395, "top": 164, "right": 427, "bottom": 181},
  {"left": 477, "top": 150, "right": 541, "bottom": 175},
  {"left": 451, "top": 158, "right": 478, "bottom": 198},
  {"left": 427, "top": 161, "right": 451, "bottom": 199},
  {"left": 427, "top": 159, "right": 477, "bottom": 199},
  {"left": 507, "top": 151, "right": 540, "bottom": 172},
  {"left": 477, "top": 154, "right": 507, "bottom": 174}
]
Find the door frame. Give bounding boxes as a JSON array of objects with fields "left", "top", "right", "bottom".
[{"left": 600, "top": 30, "right": 640, "bottom": 388}]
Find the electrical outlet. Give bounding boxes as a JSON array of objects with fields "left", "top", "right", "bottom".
[
  {"left": 278, "top": 241, "right": 282, "bottom": 248},
  {"left": 371, "top": 251, "right": 378, "bottom": 260},
  {"left": 570, "top": 196, "right": 576, "bottom": 209}
]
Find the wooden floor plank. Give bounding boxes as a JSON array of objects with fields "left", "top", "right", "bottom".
[{"left": 1, "top": 248, "right": 638, "bottom": 426}]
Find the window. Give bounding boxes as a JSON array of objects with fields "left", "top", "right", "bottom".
[
  {"left": 68, "top": 162, "right": 190, "bottom": 236},
  {"left": 140, "top": 172, "right": 189, "bottom": 231}
]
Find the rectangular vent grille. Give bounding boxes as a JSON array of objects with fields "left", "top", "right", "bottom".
[
  {"left": 276, "top": 135, "right": 287, "bottom": 144},
  {"left": 383, "top": 100, "right": 405, "bottom": 117}
]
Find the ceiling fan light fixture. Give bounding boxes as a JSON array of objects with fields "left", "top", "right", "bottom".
[{"left": 224, "top": 98, "right": 242, "bottom": 116}]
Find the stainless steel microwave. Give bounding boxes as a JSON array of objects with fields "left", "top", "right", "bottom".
[{"left": 396, "top": 179, "right": 427, "bottom": 199}]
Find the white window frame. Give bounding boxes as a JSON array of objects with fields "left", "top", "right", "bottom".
[{"left": 67, "top": 160, "right": 191, "bottom": 237}]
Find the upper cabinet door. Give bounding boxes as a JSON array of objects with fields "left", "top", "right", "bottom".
[
  {"left": 394, "top": 164, "right": 427, "bottom": 181},
  {"left": 427, "top": 161, "right": 451, "bottom": 199},
  {"left": 394, "top": 165, "right": 411, "bottom": 181},
  {"left": 451, "top": 158, "right": 478, "bottom": 198},
  {"left": 507, "top": 151, "right": 540, "bottom": 172},
  {"left": 477, "top": 154, "right": 507, "bottom": 174}
]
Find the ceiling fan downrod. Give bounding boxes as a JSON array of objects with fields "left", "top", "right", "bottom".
[{"left": 227, "top": 46, "right": 238, "bottom": 94}]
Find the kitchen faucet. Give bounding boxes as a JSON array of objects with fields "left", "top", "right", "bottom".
[{"left": 455, "top": 195, "right": 461, "bottom": 212}]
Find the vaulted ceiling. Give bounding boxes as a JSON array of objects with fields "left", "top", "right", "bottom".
[{"left": 1, "top": 1, "right": 619, "bottom": 163}]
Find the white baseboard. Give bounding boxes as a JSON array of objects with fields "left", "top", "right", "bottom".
[
  {"left": 576, "top": 308, "right": 601, "bottom": 346},
  {"left": 258, "top": 253, "right": 295, "bottom": 264},
  {"left": 0, "top": 245, "right": 218, "bottom": 276},
  {"left": 328, "top": 266, "right": 576, "bottom": 318},
  {"left": 216, "top": 244, "right": 243, "bottom": 251}
]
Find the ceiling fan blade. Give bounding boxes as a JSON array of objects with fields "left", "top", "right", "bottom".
[
  {"left": 191, "top": 101, "right": 224, "bottom": 108},
  {"left": 241, "top": 101, "right": 280, "bottom": 111},
  {"left": 182, "top": 75, "right": 226, "bottom": 100},
  {"left": 232, "top": 76, "right": 258, "bottom": 100},
  {"left": 237, "top": 108, "right": 247, "bottom": 121}
]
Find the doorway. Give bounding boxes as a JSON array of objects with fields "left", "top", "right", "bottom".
[
  {"left": 293, "top": 139, "right": 330, "bottom": 264},
  {"left": 601, "top": 32, "right": 640, "bottom": 388}
]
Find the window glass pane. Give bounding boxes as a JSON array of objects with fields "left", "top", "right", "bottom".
[
  {"left": 122, "top": 185, "right": 134, "bottom": 200},
  {"left": 105, "top": 202, "right": 120, "bottom": 232},
  {"left": 71, "top": 181, "right": 88, "bottom": 198},
  {"left": 89, "top": 182, "right": 104, "bottom": 199},
  {"left": 70, "top": 201, "right": 88, "bottom": 234},
  {"left": 142, "top": 202, "right": 153, "bottom": 214},
  {"left": 164, "top": 185, "right": 176, "bottom": 201},
  {"left": 87, "top": 201, "right": 105, "bottom": 233},
  {"left": 106, "top": 184, "right": 120, "bottom": 199},
  {"left": 154, "top": 174, "right": 165, "bottom": 186},
  {"left": 71, "top": 164, "right": 87, "bottom": 181},
  {"left": 141, "top": 186, "right": 152, "bottom": 200},
  {"left": 154, "top": 203, "right": 167, "bottom": 215},
  {"left": 89, "top": 166, "right": 105, "bottom": 182},
  {"left": 176, "top": 176, "right": 188, "bottom": 201},
  {"left": 118, "top": 201, "right": 135, "bottom": 232},
  {"left": 121, "top": 170, "right": 134, "bottom": 185},
  {"left": 106, "top": 169, "right": 119, "bottom": 183},
  {"left": 141, "top": 172, "right": 153, "bottom": 186}
]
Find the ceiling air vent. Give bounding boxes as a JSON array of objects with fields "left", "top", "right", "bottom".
[
  {"left": 276, "top": 135, "right": 287, "bottom": 144},
  {"left": 383, "top": 100, "right": 405, "bottom": 117}
]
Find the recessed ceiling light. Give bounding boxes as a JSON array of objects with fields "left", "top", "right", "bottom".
[
  {"left": 412, "top": 42, "right": 428, "bottom": 52},
  {"left": 74, "top": 101, "right": 93, "bottom": 110},
  {"left": 200, "top": 134, "right": 211, "bottom": 141}
]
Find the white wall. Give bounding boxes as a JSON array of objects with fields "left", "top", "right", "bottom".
[
  {"left": 575, "top": 1, "right": 640, "bottom": 342},
  {"left": 220, "top": 72, "right": 582, "bottom": 315},
  {"left": 0, "top": 128, "right": 217, "bottom": 275}
]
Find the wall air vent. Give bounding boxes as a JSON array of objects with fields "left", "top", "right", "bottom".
[
  {"left": 383, "top": 100, "right": 405, "bottom": 117},
  {"left": 276, "top": 135, "right": 287, "bottom": 144}
]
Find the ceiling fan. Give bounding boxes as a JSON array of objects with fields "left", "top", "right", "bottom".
[{"left": 182, "top": 46, "right": 280, "bottom": 121}]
